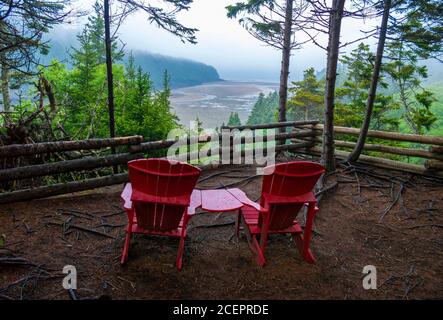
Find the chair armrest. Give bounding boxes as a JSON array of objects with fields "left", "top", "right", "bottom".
[
  {"left": 121, "top": 183, "right": 133, "bottom": 211},
  {"left": 186, "top": 189, "right": 202, "bottom": 216},
  {"left": 226, "top": 188, "right": 268, "bottom": 212}
]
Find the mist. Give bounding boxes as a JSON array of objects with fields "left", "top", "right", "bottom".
[{"left": 58, "top": 0, "right": 442, "bottom": 83}]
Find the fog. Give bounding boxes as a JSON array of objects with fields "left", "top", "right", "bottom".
[{"left": 61, "top": 0, "right": 441, "bottom": 82}]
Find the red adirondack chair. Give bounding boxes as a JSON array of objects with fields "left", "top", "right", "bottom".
[
  {"left": 237, "top": 161, "right": 325, "bottom": 266},
  {"left": 120, "top": 158, "right": 201, "bottom": 271}
]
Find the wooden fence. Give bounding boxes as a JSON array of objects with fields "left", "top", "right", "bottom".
[
  {"left": 0, "top": 119, "right": 442, "bottom": 204},
  {"left": 294, "top": 123, "right": 443, "bottom": 176}
]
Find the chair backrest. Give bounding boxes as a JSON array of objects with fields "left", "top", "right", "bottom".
[
  {"left": 260, "top": 161, "right": 325, "bottom": 230},
  {"left": 128, "top": 158, "right": 201, "bottom": 231}
]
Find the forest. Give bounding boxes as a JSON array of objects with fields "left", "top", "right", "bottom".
[
  {"left": 43, "top": 33, "right": 221, "bottom": 89},
  {"left": 0, "top": 0, "right": 442, "bottom": 170}
]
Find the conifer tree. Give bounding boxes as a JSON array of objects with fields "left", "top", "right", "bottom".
[{"left": 288, "top": 68, "right": 324, "bottom": 121}]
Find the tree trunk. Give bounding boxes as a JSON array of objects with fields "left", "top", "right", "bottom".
[
  {"left": 322, "top": 0, "right": 346, "bottom": 171},
  {"left": 347, "top": 0, "right": 391, "bottom": 162},
  {"left": 1, "top": 63, "right": 11, "bottom": 116},
  {"left": 278, "top": 0, "right": 294, "bottom": 141},
  {"left": 104, "top": 0, "right": 117, "bottom": 173}
]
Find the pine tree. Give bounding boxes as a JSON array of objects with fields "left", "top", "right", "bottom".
[
  {"left": 335, "top": 43, "right": 398, "bottom": 130},
  {"left": 247, "top": 92, "right": 278, "bottom": 125},
  {"left": 227, "top": 112, "right": 242, "bottom": 126},
  {"left": 145, "top": 70, "right": 179, "bottom": 141},
  {"left": 71, "top": 1, "right": 123, "bottom": 67},
  {"left": 288, "top": 68, "right": 324, "bottom": 121},
  {"left": 384, "top": 40, "right": 437, "bottom": 134}
]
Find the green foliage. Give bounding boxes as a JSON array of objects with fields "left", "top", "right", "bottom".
[
  {"left": 426, "top": 82, "right": 443, "bottom": 137},
  {"left": 227, "top": 112, "right": 242, "bottom": 126},
  {"left": 0, "top": 0, "right": 69, "bottom": 72},
  {"left": 246, "top": 91, "right": 278, "bottom": 125},
  {"left": 384, "top": 40, "right": 437, "bottom": 134},
  {"left": 389, "top": 0, "right": 443, "bottom": 61},
  {"left": 288, "top": 67, "right": 324, "bottom": 121},
  {"left": 70, "top": 1, "right": 123, "bottom": 66},
  {"left": 129, "top": 51, "right": 220, "bottom": 89},
  {"left": 335, "top": 43, "right": 399, "bottom": 131},
  {"left": 36, "top": 9, "right": 179, "bottom": 143},
  {"left": 226, "top": 0, "right": 307, "bottom": 49}
]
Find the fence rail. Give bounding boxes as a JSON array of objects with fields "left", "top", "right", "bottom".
[
  {"left": 0, "top": 120, "right": 442, "bottom": 204},
  {"left": 295, "top": 124, "right": 443, "bottom": 175}
]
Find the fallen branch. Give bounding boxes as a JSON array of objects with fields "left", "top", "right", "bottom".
[
  {"left": 198, "top": 171, "right": 232, "bottom": 183},
  {"left": 47, "top": 222, "right": 116, "bottom": 239},
  {"left": 404, "top": 224, "right": 443, "bottom": 230},
  {"left": 57, "top": 209, "right": 93, "bottom": 220},
  {"left": 0, "top": 257, "right": 40, "bottom": 268},
  {"left": 95, "top": 223, "right": 126, "bottom": 229},
  {"left": 100, "top": 211, "right": 125, "bottom": 218},
  {"left": 216, "top": 175, "right": 260, "bottom": 189},
  {"left": 314, "top": 181, "right": 338, "bottom": 197},
  {"left": 379, "top": 184, "right": 405, "bottom": 221},
  {"left": 193, "top": 221, "right": 235, "bottom": 228}
]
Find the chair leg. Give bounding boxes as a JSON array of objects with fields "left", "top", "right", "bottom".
[
  {"left": 292, "top": 233, "right": 315, "bottom": 264},
  {"left": 235, "top": 209, "right": 241, "bottom": 237},
  {"left": 120, "top": 228, "right": 132, "bottom": 265},
  {"left": 302, "top": 203, "right": 316, "bottom": 261},
  {"left": 252, "top": 235, "right": 266, "bottom": 266},
  {"left": 176, "top": 216, "right": 190, "bottom": 271},
  {"left": 176, "top": 234, "right": 186, "bottom": 271}
]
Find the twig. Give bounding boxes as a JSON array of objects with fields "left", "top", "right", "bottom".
[
  {"left": 198, "top": 170, "right": 231, "bottom": 183},
  {"left": 94, "top": 223, "right": 126, "bottom": 229},
  {"left": 314, "top": 181, "right": 338, "bottom": 197},
  {"left": 0, "top": 257, "right": 40, "bottom": 268},
  {"left": 57, "top": 208, "right": 94, "bottom": 220},
  {"left": 47, "top": 222, "right": 116, "bottom": 239},
  {"left": 192, "top": 221, "right": 235, "bottom": 229},
  {"left": 215, "top": 175, "right": 260, "bottom": 189},
  {"left": 379, "top": 184, "right": 405, "bottom": 222},
  {"left": 404, "top": 224, "right": 443, "bottom": 230},
  {"left": 100, "top": 211, "right": 125, "bottom": 218},
  {"left": 68, "top": 288, "right": 79, "bottom": 300}
]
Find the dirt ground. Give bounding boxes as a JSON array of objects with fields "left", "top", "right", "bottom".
[{"left": 1, "top": 154, "right": 442, "bottom": 300}]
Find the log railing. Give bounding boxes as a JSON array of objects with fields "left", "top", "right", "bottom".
[
  {"left": 294, "top": 123, "right": 443, "bottom": 176},
  {"left": 0, "top": 119, "right": 442, "bottom": 204},
  {"left": 0, "top": 120, "right": 318, "bottom": 203}
]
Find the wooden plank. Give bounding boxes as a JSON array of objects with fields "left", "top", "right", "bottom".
[
  {"left": 425, "top": 160, "right": 443, "bottom": 171},
  {"left": 306, "top": 124, "right": 443, "bottom": 146},
  {"left": 0, "top": 136, "right": 143, "bottom": 158},
  {"left": 307, "top": 138, "right": 443, "bottom": 161},
  {"left": 0, "top": 153, "right": 143, "bottom": 182},
  {"left": 305, "top": 146, "right": 443, "bottom": 178},
  {"left": 429, "top": 146, "right": 443, "bottom": 154},
  {"left": 221, "top": 120, "right": 319, "bottom": 131},
  {"left": 0, "top": 174, "right": 129, "bottom": 204}
]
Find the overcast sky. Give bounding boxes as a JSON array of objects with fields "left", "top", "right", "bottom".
[{"left": 62, "top": 0, "right": 440, "bottom": 83}]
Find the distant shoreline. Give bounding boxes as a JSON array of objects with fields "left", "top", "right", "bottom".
[
  {"left": 170, "top": 81, "right": 279, "bottom": 129},
  {"left": 172, "top": 79, "right": 280, "bottom": 91}
]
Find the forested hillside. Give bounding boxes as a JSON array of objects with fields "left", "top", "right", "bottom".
[
  {"left": 41, "top": 30, "right": 221, "bottom": 89},
  {"left": 129, "top": 51, "right": 221, "bottom": 89}
]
